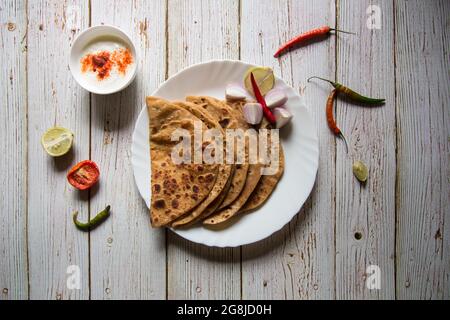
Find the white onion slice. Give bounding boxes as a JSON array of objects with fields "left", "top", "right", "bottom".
[
  {"left": 273, "top": 107, "right": 293, "bottom": 128},
  {"left": 265, "top": 89, "right": 288, "bottom": 108},
  {"left": 225, "top": 83, "right": 248, "bottom": 101},
  {"left": 243, "top": 103, "right": 263, "bottom": 125}
]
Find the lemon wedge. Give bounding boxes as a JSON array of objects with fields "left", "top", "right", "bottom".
[
  {"left": 41, "top": 127, "right": 74, "bottom": 157},
  {"left": 244, "top": 66, "right": 275, "bottom": 96}
]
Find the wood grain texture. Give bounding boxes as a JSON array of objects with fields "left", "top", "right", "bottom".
[
  {"left": 335, "top": 0, "right": 396, "bottom": 299},
  {"left": 240, "top": 0, "right": 336, "bottom": 299},
  {"left": 394, "top": 0, "right": 450, "bottom": 299},
  {"left": 27, "top": 0, "right": 90, "bottom": 299},
  {"left": 334, "top": 1, "right": 396, "bottom": 299},
  {"left": 2, "top": 0, "right": 450, "bottom": 300},
  {"left": 166, "top": 0, "right": 241, "bottom": 300},
  {"left": 89, "top": 0, "right": 167, "bottom": 299},
  {"left": 0, "top": 0, "right": 28, "bottom": 300}
]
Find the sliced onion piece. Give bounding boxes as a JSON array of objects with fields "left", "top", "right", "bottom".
[
  {"left": 225, "top": 83, "right": 248, "bottom": 101},
  {"left": 265, "top": 89, "right": 288, "bottom": 109},
  {"left": 273, "top": 107, "right": 293, "bottom": 128},
  {"left": 243, "top": 102, "right": 263, "bottom": 125}
]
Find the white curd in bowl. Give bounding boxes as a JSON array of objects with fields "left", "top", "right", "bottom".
[{"left": 70, "top": 26, "right": 137, "bottom": 95}]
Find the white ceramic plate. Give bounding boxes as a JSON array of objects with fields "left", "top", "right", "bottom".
[{"left": 131, "top": 60, "right": 318, "bottom": 247}]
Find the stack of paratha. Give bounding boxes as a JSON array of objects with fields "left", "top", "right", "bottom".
[{"left": 147, "top": 96, "right": 284, "bottom": 228}]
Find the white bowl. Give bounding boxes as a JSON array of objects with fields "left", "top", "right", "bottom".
[{"left": 69, "top": 25, "right": 137, "bottom": 95}]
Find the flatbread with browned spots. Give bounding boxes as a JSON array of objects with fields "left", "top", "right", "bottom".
[
  {"left": 202, "top": 100, "right": 263, "bottom": 225},
  {"left": 147, "top": 96, "right": 219, "bottom": 227},
  {"left": 170, "top": 101, "right": 233, "bottom": 227},
  {"left": 186, "top": 96, "right": 250, "bottom": 209}
]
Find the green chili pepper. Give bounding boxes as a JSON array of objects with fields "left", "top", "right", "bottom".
[
  {"left": 73, "top": 205, "right": 111, "bottom": 231},
  {"left": 308, "top": 76, "right": 385, "bottom": 104}
]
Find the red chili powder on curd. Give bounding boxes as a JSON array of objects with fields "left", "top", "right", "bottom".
[{"left": 80, "top": 47, "right": 133, "bottom": 80}]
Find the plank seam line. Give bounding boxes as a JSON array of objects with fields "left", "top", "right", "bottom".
[
  {"left": 238, "top": 0, "right": 243, "bottom": 300},
  {"left": 25, "top": 0, "right": 31, "bottom": 300},
  {"left": 237, "top": 0, "right": 241, "bottom": 61},
  {"left": 392, "top": 0, "right": 398, "bottom": 300},
  {"left": 333, "top": 0, "right": 339, "bottom": 300},
  {"left": 165, "top": 228, "right": 168, "bottom": 300},
  {"left": 88, "top": 0, "right": 92, "bottom": 301},
  {"left": 164, "top": 0, "right": 169, "bottom": 301},
  {"left": 287, "top": 0, "right": 294, "bottom": 97},
  {"left": 164, "top": 0, "right": 169, "bottom": 81}
]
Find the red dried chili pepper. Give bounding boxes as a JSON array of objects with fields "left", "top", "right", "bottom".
[
  {"left": 274, "top": 26, "right": 355, "bottom": 57},
  {"left": 250, "top": 73, "right": 276, "bottom": 124},
  {"left": 326, "top": 89, "right": 348, "bottom": 153}
]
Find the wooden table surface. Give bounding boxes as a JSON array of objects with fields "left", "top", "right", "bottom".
[{"left": 1, "top": 0, "right": 449, "bottom": 300}]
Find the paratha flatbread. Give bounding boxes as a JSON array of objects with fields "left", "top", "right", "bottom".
[
  {"left": 203, "top": 100, "right": 263, "bottom": 225},
  {"left": 186, "top": 96, "right": 249, "bottom": 209},
  {"left": 171, "top": 101, "right": 233, "bottom": 227},
  {"left": 191, "top": 164, "right": 235, "bottom": 223},
  {"left": 203, "top": 161, "right": 262, "bottom": 225},
  {"left": 240, "top": 148, "right": 284, "bottom": 213},
  {"left": 147, "top": 96, "right": 219, "bottom": 227},
  {"left": 240, "top": 120, "right": 285, "bottom": 213}
]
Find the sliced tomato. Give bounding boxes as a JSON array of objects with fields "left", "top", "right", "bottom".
[{"left": 67, "top": 160, "right": 100, "bottom": 190}]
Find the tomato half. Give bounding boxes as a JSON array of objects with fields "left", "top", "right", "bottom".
[{"left": 67, "top": 160, "right": 100, "bottom": 190}]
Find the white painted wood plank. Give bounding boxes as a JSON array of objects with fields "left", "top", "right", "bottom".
[
  {"left": 394, "top": 0, "right": 450, "bottom": 299},
  {"left": 167, "top": 0, "right": 241, "bottom": 300},
  {"left": 335, "top": 0, "right": 396, "bottom": 299},
  {"left": 27, "top": 1, "right": 90, "bottom": 299},
  {"left": 0, "top": 0, "right": 28, "bottom": 300},
  {"left": 240, "top": 0, "right": 336, "bottom": 299},
  {"left": 89, "top": 0, "right": 167, "bottom": 299}
]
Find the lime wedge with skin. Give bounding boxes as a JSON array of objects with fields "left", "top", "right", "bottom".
[
  {"left": 41, "top": 127, "right": 74, "bottom": 157},
  {"left": 244, "top": 66, "right": 275, "bottom": 96}
]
